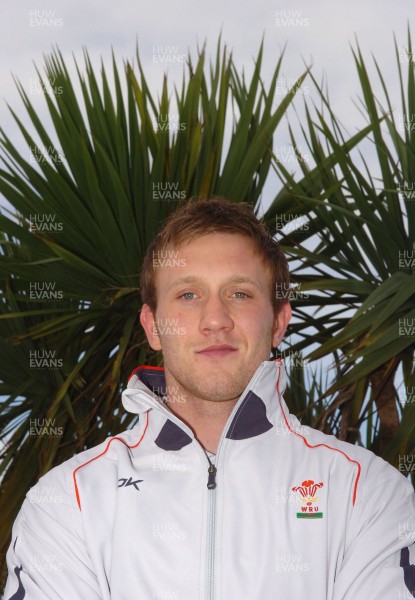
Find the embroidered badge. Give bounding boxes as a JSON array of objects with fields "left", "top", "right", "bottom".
[{"left": 292, "top": 480, "right": 324, "bottom": 519}]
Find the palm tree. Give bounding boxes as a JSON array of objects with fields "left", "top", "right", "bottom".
[{"left": 264, "top": 30, "right": 415, "bottom": 474}]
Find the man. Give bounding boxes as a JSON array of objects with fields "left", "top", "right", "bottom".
[{"left": 5, "top": 197, "right": 415, "bottom": 599}]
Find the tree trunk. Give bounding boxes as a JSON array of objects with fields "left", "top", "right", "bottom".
[{"left": 369, "top": 360, "right": 400, "bottom": 455}]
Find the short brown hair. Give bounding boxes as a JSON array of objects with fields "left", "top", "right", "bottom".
[{"left": 140, "top": 196, "right": 290, "bottom": 313}]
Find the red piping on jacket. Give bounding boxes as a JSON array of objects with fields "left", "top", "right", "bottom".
[
  {"left": 128, "top": 365, "right": 165, "bottom": 382},
  {"left": 275, "top": 360, "right": 361, "bottom": 506},
  {"left": 72, "top": 411, "right": 149, "bottom": 510}
]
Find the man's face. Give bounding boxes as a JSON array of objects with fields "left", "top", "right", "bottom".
[{"left": 140, "top": 233, "right": 291, "bottom": 404}]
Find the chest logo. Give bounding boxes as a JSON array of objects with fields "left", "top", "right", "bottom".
[
  {"left": 292, "top": 479, "right": 324, "bottom": 519},
  {"left": 118, "top": 477, "right": 143, "bottom": 490}
]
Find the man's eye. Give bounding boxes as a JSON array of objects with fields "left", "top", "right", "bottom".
[
  {"left": 233, "top": 291, "right": 249, "bottom": 298},
  {"left": 179, "top": 292, "right": 197, "bottom": 300}
]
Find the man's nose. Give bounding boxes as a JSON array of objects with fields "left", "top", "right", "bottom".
[{"left": 199, "top": 295, "right": 234, "bottom": 332}]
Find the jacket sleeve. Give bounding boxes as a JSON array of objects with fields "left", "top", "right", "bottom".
[
  {"left": 3, "top": 471, "right": 104, "bottom": 600},
  {"left": 333, "top": 455, "right": 415, "bottom": 600}
]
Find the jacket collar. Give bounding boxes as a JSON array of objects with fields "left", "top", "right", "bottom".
[{"left": 122, "top": 359, "right": 290, "bottom": 450}]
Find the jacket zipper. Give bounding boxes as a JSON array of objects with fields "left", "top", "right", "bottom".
[
  {"left": 202, "top": 363, "right": 268, "bottom": 600},
  {"left": 206, "top": 454, "right": 217, "bottom": 490},
  {"left": 206, "top": 453, "right": 217, "bottom": 600}
]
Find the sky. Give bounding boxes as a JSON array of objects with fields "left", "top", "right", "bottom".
[{"left": 0, "top": 0, "right": 413, "bottom": 175}]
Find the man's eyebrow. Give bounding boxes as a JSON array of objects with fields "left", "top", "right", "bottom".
[
  {"left": 167, "top": 275, "right": 261, "bottom": 290},
  {"left": 167, "top": 276, "right": 202, "bottom": 290},
  {"left": 229, "top": 276, "right": 260, "bottom": 288}
]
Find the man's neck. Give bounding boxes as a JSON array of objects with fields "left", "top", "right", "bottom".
[{"left": 163, "top": 387, "right": 238, "bottom": 455}]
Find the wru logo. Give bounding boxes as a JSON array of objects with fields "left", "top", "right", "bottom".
[{"left": 292, "top": 479, "right": 324, "bottom": 519}]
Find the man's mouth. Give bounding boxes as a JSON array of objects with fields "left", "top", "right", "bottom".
[{"left": 195, "top": 344, "right": 238, "bottom": 359}]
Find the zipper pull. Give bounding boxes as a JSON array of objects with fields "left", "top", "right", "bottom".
[{"left": 207, "top": 464, "right": 217, "bottom": 490}]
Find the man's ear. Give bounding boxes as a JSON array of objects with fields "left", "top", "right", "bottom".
[
  {"left": 140, "top": 304, "right": 162, "bottom": 351},
  {"left": 272, "top": 302, "right": 292, "bottom": 348}
]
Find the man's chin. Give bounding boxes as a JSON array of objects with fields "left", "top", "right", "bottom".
[
  {"left": 163, "top": 354, "right": 264, "bottom": 402},
  {"left": 187, "top": 367, "right": 254, "bottom": 403},
  {"left": 187, "top": 385, "right": 245, "bottom": 403}
]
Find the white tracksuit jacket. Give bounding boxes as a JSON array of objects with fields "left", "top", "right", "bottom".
[{"left": 5, "top": 359, "right": 415, "bottom": 599}]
